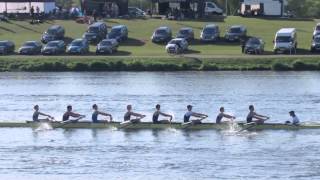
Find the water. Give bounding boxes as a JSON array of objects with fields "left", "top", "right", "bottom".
[{"left": 0, "top": 71, "right": 320, "bottom": 179}]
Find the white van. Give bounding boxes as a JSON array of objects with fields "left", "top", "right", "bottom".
[
  {"left": 273, "top": 28, "right": 297, "bottom": 54},
  {"left": 204, "top": 2, "right": 223, "bottom": 15}
]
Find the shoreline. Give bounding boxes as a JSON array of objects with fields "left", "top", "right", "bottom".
[{"left": 0, "top": 56, "right": 319, "bottom": 72}]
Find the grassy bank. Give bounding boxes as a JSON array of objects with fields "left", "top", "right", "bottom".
[
  {"left": 0, "top": 17, "right": 319, "bottom": 56},
  {"left": 1, "top": 56, "right": 320, "bottom": 71}
]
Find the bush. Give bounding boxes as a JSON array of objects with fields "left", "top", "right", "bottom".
[
  {"left": 292, "top": 60, "right": 318, "bottom": 71},
  {"left": 181, "top": 63, "right": 192, "bottom": 70},
  {"left": 127, "top": 61, "right": 145, "bottom": 71},
  {"left": 272, "top": 61, "right": 291, "bottom": 71},
  {"left": 70, "top": 62, "right": 90, "bottom": 71},
  {"left": 90, "top": 61, "right": 110, "bottom": 71},
  {"left": 199, "top": 63, "right": 219, "bottom": 71},
  {"left": 109, "top": 61, "right": 127, "bottom": 71}
]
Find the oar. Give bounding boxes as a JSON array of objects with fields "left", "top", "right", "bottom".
[
  {"left": 118, "top": 116, "right": 145, "bottom": 129},
  {"left": 55, "top": 115, "right": 85, "bottom": 128},
  {"left": 237, "top": 117, "right": 270, "bottom": 133},
  {"left": 182, "top": 116, "right": 207, "bottom": 129}
]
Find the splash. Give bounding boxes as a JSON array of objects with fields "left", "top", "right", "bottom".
[{"left": 34, "top": 122, "right": 53, "bottom": 132}]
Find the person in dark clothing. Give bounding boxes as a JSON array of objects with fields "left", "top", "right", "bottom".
[
  {"left": 240, "top": 38, "right": 246, "bottom": 53},
  {"left": 152, "top": 104, "right": 173, "bottom": 124},
  {"left": 92, "top": 9, "right": 97, "bottom": 22},
  {"left": 30, "top": 6, "right": 35, "bottom": 23}
]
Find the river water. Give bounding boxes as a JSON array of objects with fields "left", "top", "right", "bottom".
[{"left": 0, "top": 71, "right": 320, "bottom": 179}]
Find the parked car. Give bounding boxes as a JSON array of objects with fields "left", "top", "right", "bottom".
[
  {"left": 96, "top": 39, "right": 119, "bottom": 54},
  {"left": 311, "top": 35, "right": 320, "bottom": 53},
  {"left": 67, "top": 38, "right": 89, "bottom": 55},
  {"left": 19, "top": 41, "right": 42, "bottom": 55},
  {"left": 41, "top": 40, "right": 66, "bottom": 55},
  {"left": 273, "top": 28, "right": 297, "bottom": 54},
  {"left": 200, "top": 24, "right": 220, "bottom": 42},
  {"left": 128, "top": 7, "right": 146, "bottom": 17},
  {"left": 204, "top": 1, "right": 223, "bottom": 15},
  {"left": 225, "top": 25, "right": 247, "bottom": 42},
  {"left": 244, "top": 37, "right": 265, "bottom": 54},
  {"left": 0, "top": 40, "right": 15, "bottom": 55},
  {"left": 176, "top": 27, "right": 194, "bottom": 41},
  {"left": 107, "top": 25, "right": 128, "bottom": 42},
  {"left": 165, "top": 38, "right": 188, "bottom": 54},
  {"left": 41, "top": 25, "right": 65, "bottom": 43},
  {"left": 151, "top": 26, "right": 172, "bottom": 43},
  {"left": 313, "top": 23, "right": 320, "bottom": 38},
  {"left": 83, "top": 22, "right": 108, "bottom": 44}
]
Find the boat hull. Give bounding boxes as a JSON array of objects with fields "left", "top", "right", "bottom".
[{"left": 0, "top": 121, "right": 320, "bottom": 130}]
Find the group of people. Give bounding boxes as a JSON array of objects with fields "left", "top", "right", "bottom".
[{"left": 32, "top": 104, "right": 300, "bottom": 125}]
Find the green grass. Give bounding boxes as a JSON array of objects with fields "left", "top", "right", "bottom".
[{"left": 0, "top": 16, "right": 319, "bottom": 56}]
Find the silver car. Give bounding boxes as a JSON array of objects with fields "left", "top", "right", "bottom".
[
  {"left": 165, "top": 38, "right": 188, "bottom": 54},
  {"left": 313, "top": 23, "right": 320, "bottom": 38}
]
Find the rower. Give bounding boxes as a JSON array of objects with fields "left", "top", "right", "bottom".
[
  {"left": 62, "top": 105, "right": 85, "bottom": 122},
  {"left": 152, "top": 104, "right": 173, "bottom": 124},
  {"left": 246, "top": 105, "right": 269, "bottom": 124},
  {"left": 124, "top": 105, "right": 146, "bottom": 123},
  {"left": 184, "top": 105, "right": 208, "bottom": 124},
  {"left": 216, "top": 107, "right": 235, "bottom": 124},
  {"left": 285, "top": 111, "right": 300, "bottom": 125},
  {"left": 33, "top": 105, "right": 53, "bottom": 122},
  {"left": 92, "top": 104, "right": 113, "bottom": 123}
]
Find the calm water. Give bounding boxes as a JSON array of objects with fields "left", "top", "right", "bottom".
[{"left": 0, "top": 71, "right": 320, "bottom": 179}]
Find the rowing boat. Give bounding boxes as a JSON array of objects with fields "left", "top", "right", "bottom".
[{"left": 0, "top": 121, "right": 320, "bottom": 130}]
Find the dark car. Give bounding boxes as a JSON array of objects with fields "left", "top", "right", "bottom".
[
  {"left": 41, "top": 40, "right": 66, "bottom": 55},
  {"left": 83, "top": 22, "right": 108, "bottom": 44},
  {"left": 151, "top": 26, "right": 172, "bottom": 43},
  {"left": 311, "top": 35, "right": 320, "bottom": 53},
  {"left": 96, "top": 39, "right": 119, "bottom": 54},
  {"left": 41, "top": 25, "right": 65, "bottom": 43},
  {"left": 107, "top": 25, "right": 128, "bottom": 42},
  {"left": 225, "top": 25, "right": 247, "bottom": 42},
  {"left": 0, "top": 40, "right": 15, "bottom": 55},
  {"left": 244, "top": 37, "right": 265, "bottom": 54},
  {"left": 176, "top": 27, "right": 194, "bottom": 41},
  {"left": 67, "top": 38, "right": 89, "bottom": 55},
  {"left": 200, "top": 24, "right": 220, "bottom": 42},
  {"left": 19, "top": 41, "right": 42, "bottom": 55}
]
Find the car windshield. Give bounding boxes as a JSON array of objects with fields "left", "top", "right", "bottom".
[
  {"left": 110, "top": 28, "right": 121, "bottom": 36},
  {"left": 23, "top": 42, "right": 36, "bottom": 46},
  {"left": 169, "top": 40, "right": 180, "bottom": 45},
  {"left": 316, "top": 26, "right": 320, "bottom": 31},
  {"left": 229, "top": 27, "right": 241, "bottom": 33},
  {"left": 276, "top": 36, "right": 291, "bottom": 43},
  {"left": 71, "top": 41, "right": 82, "bottom": 46},
  {"left": 88, "top": 26, "right": 99, "bottom": 33},
  {"left": 0, "top": 42, "right": 7, "bottom": 46},
  {"left": 100, "top": 41, "right": 112, "bottom": 46},
  {"left": 47, "top": 42, "right": 59, "bottom": 47},
  {"left": 155, "top": 29, "right": 167, "bottom": 35},
  {"left": 203, "top": 28, "right": 215, "bottom": 34},
  {"left": 179, "top": 29, "right": 190, "bottom": 35},
  {"left": 46, "top": 29, "right": 56, "bottom": 35},
  {"left": 247, "top": 38, "right": 260, "bottom": 45}
]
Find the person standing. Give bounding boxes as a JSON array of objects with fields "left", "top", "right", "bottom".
[{"left": 30, "top": 6, "right": 35, "bottom": 23}]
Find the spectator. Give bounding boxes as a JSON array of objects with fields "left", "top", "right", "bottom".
[
  {"left": 30, "top": 6, "right": 35, "bottom": 23},
  {"left": 92, "top": 9, "right": 97, "bottom": 21}
]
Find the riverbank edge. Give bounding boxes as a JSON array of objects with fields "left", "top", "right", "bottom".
[{"left": 0, "top": 56, "right": 320, "bottom": 71}]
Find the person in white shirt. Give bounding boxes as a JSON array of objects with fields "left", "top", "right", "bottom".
[{"left": 286, "top": 111, "right": 300, "bottom": 125}]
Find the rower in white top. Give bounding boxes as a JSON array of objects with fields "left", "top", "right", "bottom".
[
  {"left": 285, "top": 111, "right": 300, "bottom": 125},
  {"left": 183, "top": 105, "right": 208, "bottom": 125}
]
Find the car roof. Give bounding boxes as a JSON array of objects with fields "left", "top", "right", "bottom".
[
  {"left": 277, "top": 28, "right": 296, "bottom": 34},
  {"left": 73, "top": 38, "right": 84, "bottom": 42},
  {"left": 158, "top": 26, "right": 170, "bottom": 30},
  {"left": 112, "top": 25, "right": 126, "bottom": 29},
  {"left": 230, "top": 25, "right": 245, "bottom": 29},
  {"left": 205, "top": 24, "right": 218, "bottom": 28},
  {"left": 48, "top": 40, "right": 63, "bottom": 43},
  {"left": 25, "top": 41, "right": 38, "bottom": 43},
  {"left": 90, "top": 22, "right": 106, "bottom": 27},
  {"left": 180, "top": 27, "right": 192, "bottom": 31},
  {"left": 48, "top": 25, "right": 62, "bottom": 30},
  {"left": 171, "top": 38, "right": 184, "bottom": 41},
  {"left": 102, "top": 39, "right": 115, "bottom": 42},
  {"left": 0, "top": 40, "right": 11, "bottom": 43}
]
